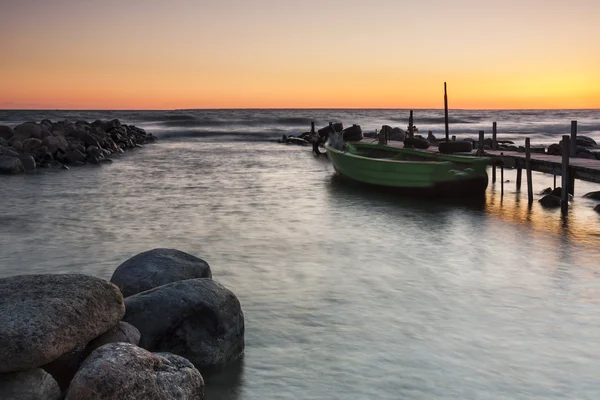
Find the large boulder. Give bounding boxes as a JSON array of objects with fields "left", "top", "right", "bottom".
[
  {"left": 539, "top": 194, "right": 562, "bottom": 208},
  {"left": 0, "top": 145, "right": 19, "bottom": 157},
  {"left": 65, "top": 343, "right": 204, "bottom": 400},
  {"left": 43, "top": 135, "right": 68, "bottom": 154},
  {"left": 43, "top": 322, "right": 141, "bottom": 391},
  {"left": 64, "top": 149, "right": 86, "bottom": 164},
  {"left": 0, "top": 369, "right": 61, "bottom": 400},
  {"left": 13, "top": 122, "right": 42, "bottom": 141},
  {"left": 0, "top": 274, "right": 125, "bottom": 373},
  {"left": 0, "top": 125, "right": 13, "bottom": 140},
  {"left": 0, "top": 155, "right": 24, "bottom": 174},
  {"left": 85, "top": 321, "right": 141, "bottom": 357},
  {"left": 583, "top": 191, "right": 600, "bottom": 200},
  {"left": 111, "top": 248, "right": 212, "bottom": 298},
  {"left": 123, "top": 279, "right": 244, "bottom": 369},
  {"left": 18, "top": 154, "right": 36, "bottom": 172}
]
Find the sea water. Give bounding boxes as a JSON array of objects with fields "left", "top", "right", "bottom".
[{"left": 1, "top": 109, "right": 600, "bottom": 399}]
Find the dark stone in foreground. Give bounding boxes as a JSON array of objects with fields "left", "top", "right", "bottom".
[
  {"left": 65, "top": 343, "right": 204, "bottom": 400},
  {"left": 0, "top": 274, "right": 125, "bottom": 373},
  {"left": 0, "top": 155, "right": 24, "bottom": 174},
  {"left": 0, "top": 369, "right": 61, "bottom": 400},
  {"left": 123, "top": 279, "right": 244, "bottom": 369},
  {"left": 111, "top": 248, "right": 212, "bottom": 297}
]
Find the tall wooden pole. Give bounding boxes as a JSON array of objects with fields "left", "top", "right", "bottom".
[
  {"left": 525, "top": 138, "right": 533, "bottom": 204},
  {"left": 444, "top": 82, "right": 449, "bottom": 142},
  {"left": 561, "top": 135, "right": 570, "bottom": 214},
  {"left": 569, "top": 121, "right": 577, "bottom": 195},
  {"left": 409, "top": 110, "right": 414, "bottom": 137}
]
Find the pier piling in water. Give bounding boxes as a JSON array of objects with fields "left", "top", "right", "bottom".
[
  {"left": 516, "top": 168, "right": 522, "bottom": 190},
  {"left": 569, "top": 121, "right": 577, "bottom": 195},
  {"left": 492, "top": 122, "right": 497, "bottom": 183},
  {"left": 561, "top": 135, "right": 571, "bottom": 214},
  {"left": 525, "top": 138, "right": 533, "bottom": 204}
]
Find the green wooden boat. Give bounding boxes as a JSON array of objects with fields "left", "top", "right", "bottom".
[{"left": 325, "top": 141, "right": 491, "bottom": 197}]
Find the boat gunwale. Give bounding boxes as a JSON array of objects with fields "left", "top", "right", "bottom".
[{"left": 325, "top": 142, "right": 456, "bottom": 167}]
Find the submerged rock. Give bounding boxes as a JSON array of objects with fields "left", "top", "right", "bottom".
[
  {"left": 111, "top": 248, "right": 212, "bottom": 297},
  {"left": 0, "top": 155, "right": 24, "bottom": 174},
  {"left": 0, "top": 369, "right": 61, "bottom": 400},
  {"left": 539, "top": 194, "right": 562, "bottom": 208},
  {"left": 65, "top": 343, "right": 204, "bottom": 400},
  {"left": 0, "top": 274, "right": 125, "bottom": 373},
  {"left": 583, "top": 191, "right": 600, "bottom": 200},
  {"left": 123, "top": 278, "right": 244, "bottom": 369}
]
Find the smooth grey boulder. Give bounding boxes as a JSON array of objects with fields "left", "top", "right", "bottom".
[
  {"left": 0, "top": 125, "right": 13, "bottom": 140},
  {"left": 0, "top": 369, "right": 61, "bottom": 400},
  {"left": 65, "top": 343, "right": 204, "bottom": 400},
  {"left": 64, "top": 149, "right": 86, "bottom": 164},
  {"left": 111, "top": 248, "right": 212, "bottom": 298},
  {"left": 539, "top": 194, "right": 562, "bottom": 208},
  {"left": 123, "top": 279, "right": 244, "bottom": 369},
  {"left": 85, "top": 321, "right": 141, "bottom": 357},
  {"left": 0, "top": 274, "right": 125, "bottom": 373},
  {"left": 0, "top": 155, "right": 24, "bottom": 174},
  {"left": 0, "top": 137, "right": 7, "bottom": 147}
]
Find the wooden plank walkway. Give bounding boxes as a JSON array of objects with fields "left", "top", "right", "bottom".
[
  {"left": 369, "top": 139, "right": 600, "bottom": 184},
  {"left": 484, "top": 150, "right": 600, "bottom": 184}
]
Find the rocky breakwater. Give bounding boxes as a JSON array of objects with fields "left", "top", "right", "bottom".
[
  {"left": 0, "top": 248, "right": 244, "bottom": 400},
  {"left": 0, "top": 119, "right": 156, "bottom": 174}
]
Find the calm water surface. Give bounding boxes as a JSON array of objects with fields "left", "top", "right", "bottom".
[{"left": 2, "top": 137, "right": 600, "bottom": 399}]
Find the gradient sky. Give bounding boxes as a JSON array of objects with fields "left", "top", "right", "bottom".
[{"left": 1, "top": 0, "right": 599, "bottom": 109}]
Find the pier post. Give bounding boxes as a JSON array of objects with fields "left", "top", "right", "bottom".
[
  {"left": 409, "top": 110, "right": 414, "bottom": 137},
  {"left": 525, "top": 138, "right": 533, "bottom": 204},
  {"left": 569, "top": 121, "right": 577, "bottom": 195},
  {"left": 516, "top": 168, "right": 522, "bottom": 190},
  {"left": 311, "top": 121, "right": 315, "bottom": 133},
  {"left": 444, "top": 82, "right": 449, "bottom": 142},
  {"left": 478, "top": 131, "right": 484, "bottom": 155},
  {"left": 492, "top": 122, "right": 497, "bottom": 183},
  {"left": 561, "top": 135, "right": 570, "bottom": 214},
  {"left": 452, "top": 135, "right": 456, "bottom": 141},
  {"left": 501, "top": 164, "right": 504, "bottom": 196}
]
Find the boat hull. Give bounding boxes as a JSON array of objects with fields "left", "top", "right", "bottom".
[{"left": 325, "top": 142, "right": 490, "bottom": 198}]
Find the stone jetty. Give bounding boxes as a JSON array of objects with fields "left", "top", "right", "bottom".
[
  {"left": 0, "top": 119, "right": 157, "bottom": 174},
  {"left": 0, "top": 248, "right": 244, "bottom": 400}
]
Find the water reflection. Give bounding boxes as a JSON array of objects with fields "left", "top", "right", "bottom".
[{"left": 203, "top": 358, "right": 245, "bottom": 400}]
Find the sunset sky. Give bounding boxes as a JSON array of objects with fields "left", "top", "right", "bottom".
[{"left": 1, "top": 0, "right": 599, "bottom": 109}]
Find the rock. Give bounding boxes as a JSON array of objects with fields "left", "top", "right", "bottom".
[
  {"left": 583, "top": 191, "right": 600, "bottom": 200},
  {"left": 0, "top": 274, "right": 125, "bottom": 373},
  {"left": 0, "top": 137, "right": 7, "bottom": 147},
  {"left": 43, "top": 135, "right": 68, "bottom": 154},
  {"left": 576, "top": 135, "right": 597, "bottom": 148},
  {"left": 42, "top": 344, "right": 86, "bottom": 392},
  {"left": 123, "top": 279, "right": 244, "bottom": 369},
  {"left": 41, "top": 119, "right": 53, "bottom": 129},
  {"left": 539, "top": 187, "right": 553, "bottom": 195},
  {"left": 18, "top": 154, "right": 36, "bottom": 172},
  {"left": 594, "top": 204, "right": 600, "bottom": 213},
  {"left": 539, "top": 194, "right": 562, "bottom": 208},
  {"left": 13, "top": 122, "right": 42, "bottom": 140},
  {"left": 85, "top": 321, "right": 141, "bottom": 357},
  {"left": 111, "top": 248, "right": 212, "bottom": 298},
  {"left": 0, "top": 145, "right": 19, "bottom": 157},
  {"left": 547, "top": 143, "right": 562, "bottom": 155},
  {"left": 64, "top": 149, "right": 86, "bottom": 164},
  {"left": 100, "top": 158, "right": 113, "bottom": 164},
  {"left": 0, "top": 125, "right": 14, "bottom": 140},
  {"left": 80, "top": 132, "right": 101, "bottom": 148},
  {"left": 65, "top": 343, "right": 204, "bottom": 400},
  {"left": 0, "top": 155, "right": 24, "bottom": 174},
  {"left": 389, "top": 127, "right": 405, "bottom": 141},
  {"left": 22, "top": 137, "right": 43, "bottom": 153},
  {"left": 10, "top": 140, "right": 23, "bottom": 152},
  {"left": 0, "top": 369, "right": 61, "bottom": 400}
]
